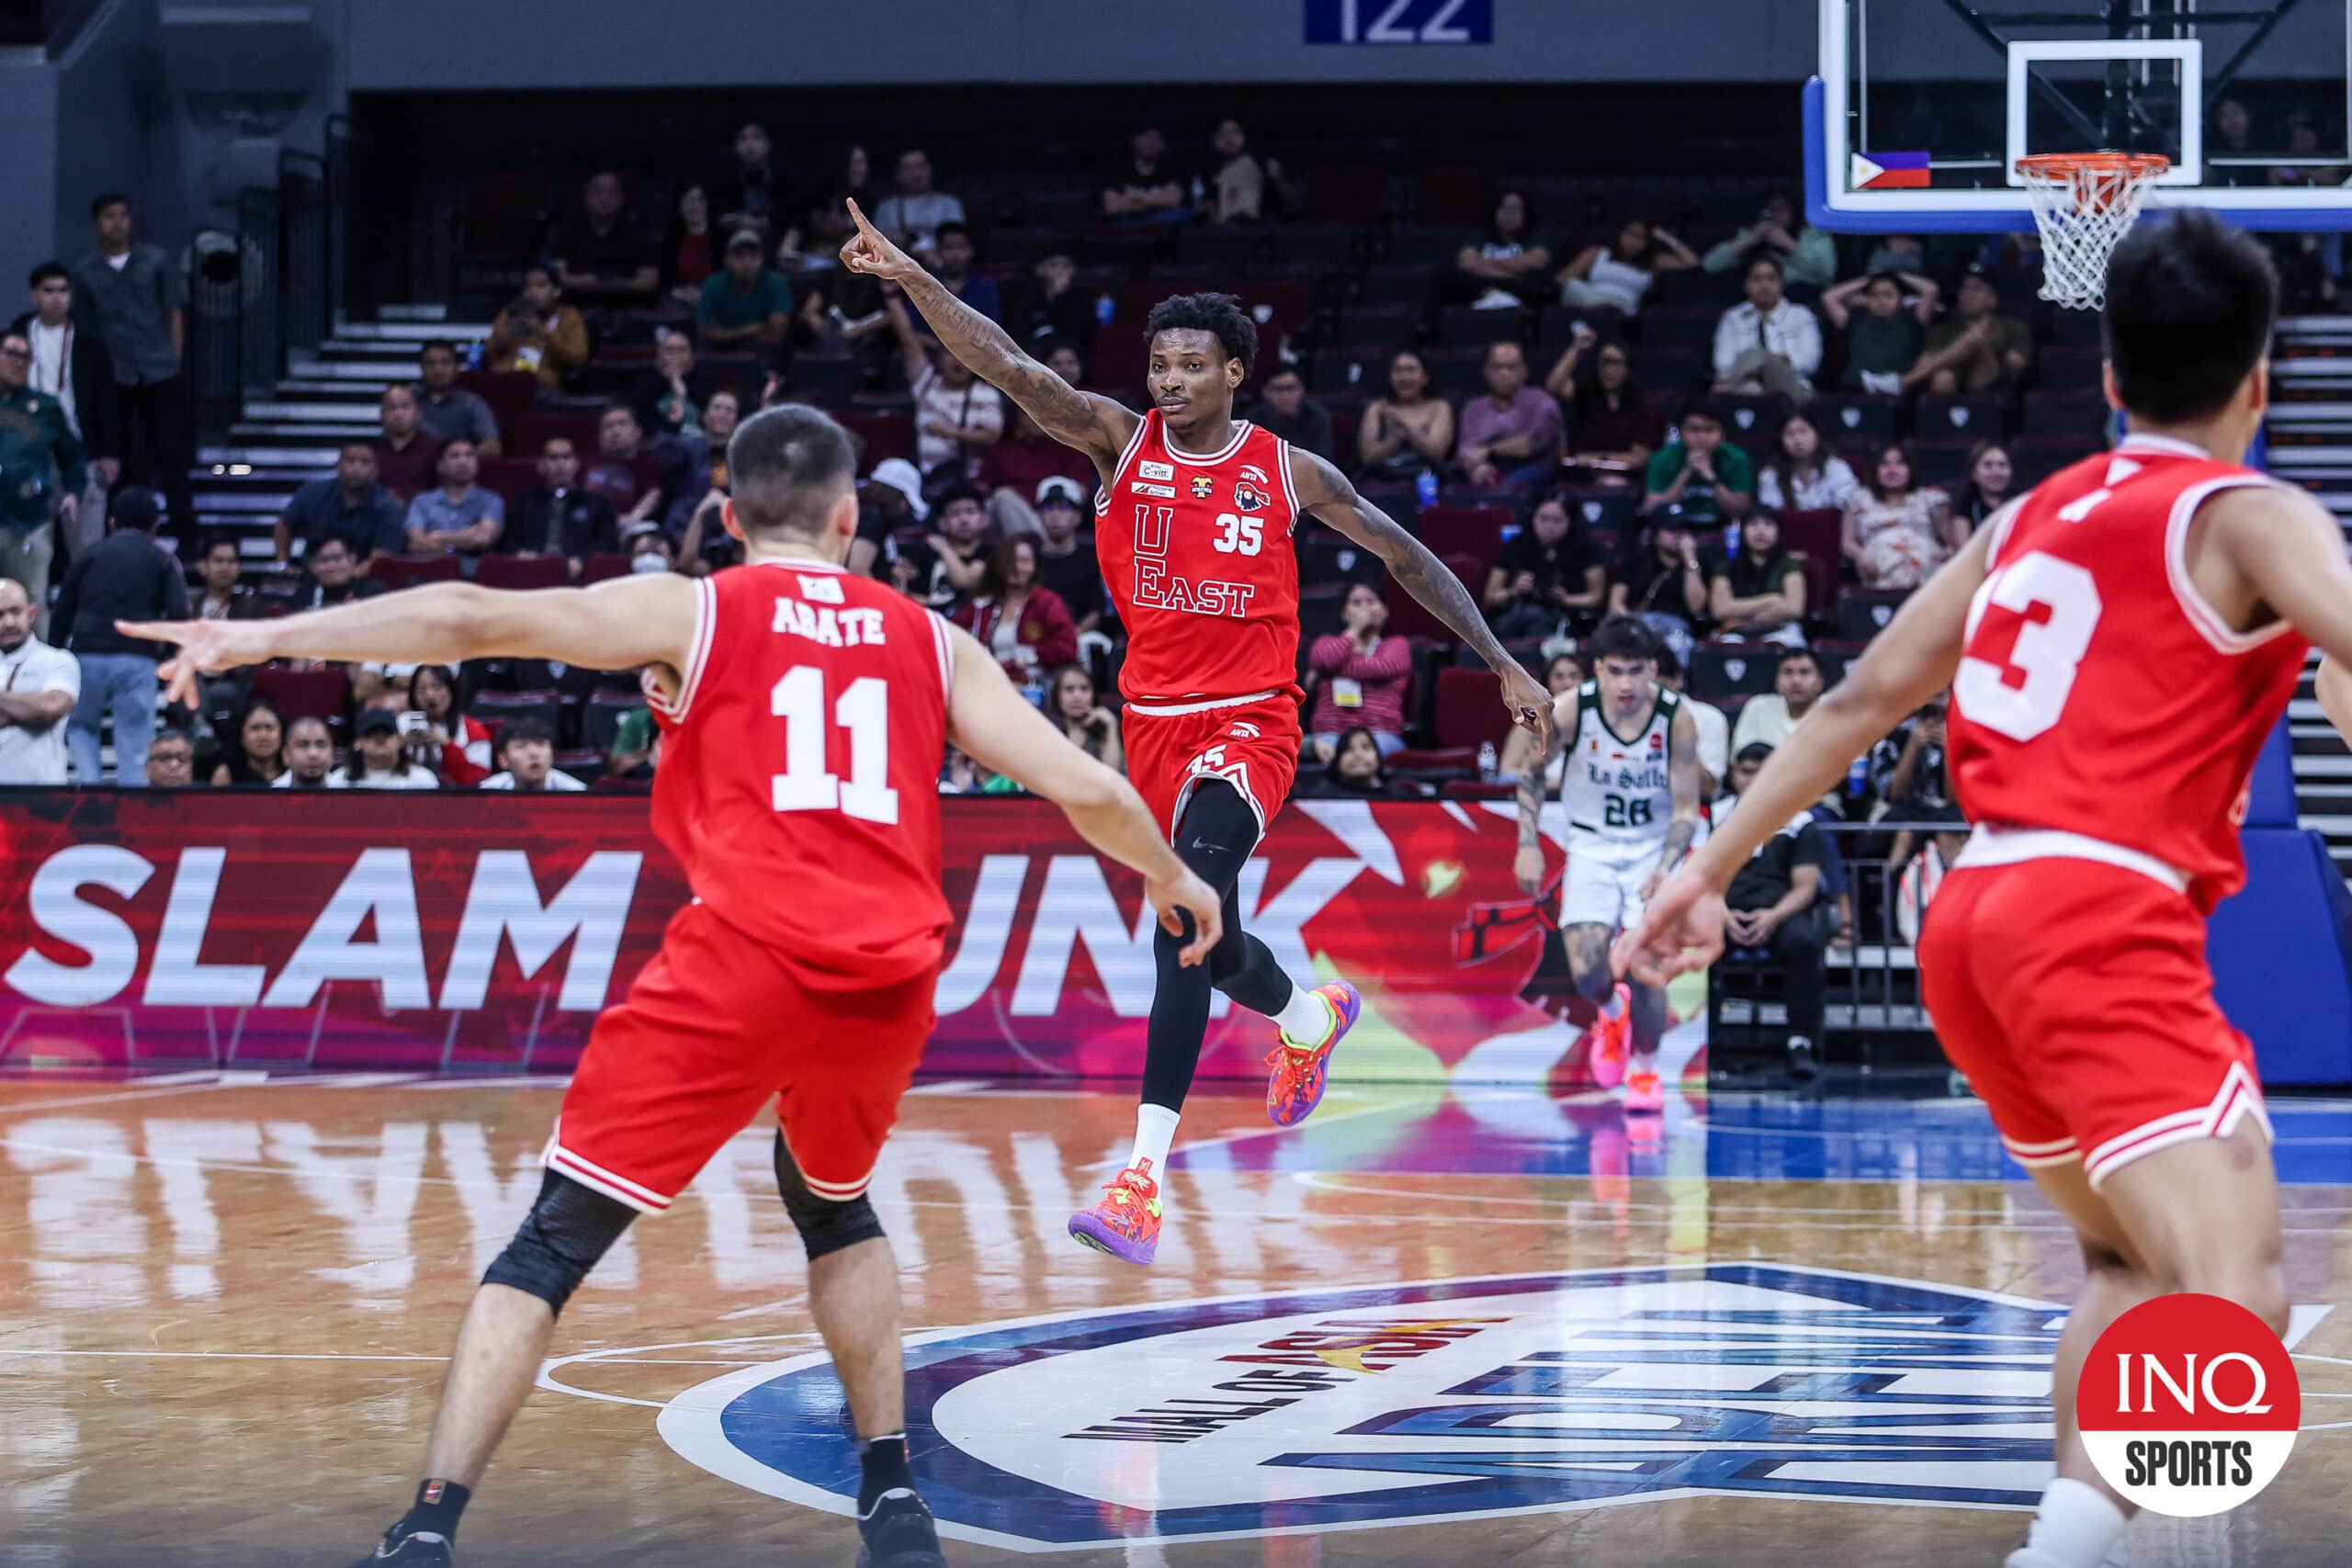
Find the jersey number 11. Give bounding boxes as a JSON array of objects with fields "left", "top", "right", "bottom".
[{"left": 771, "top": 665, "right": 900, "bottom": 824}]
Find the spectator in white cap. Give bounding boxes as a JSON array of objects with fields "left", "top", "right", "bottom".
[
  {"left": 851, "top": 456, "right": 927, "bottom": 579},
  {"left": 695, "top": 230, "right": 793, "bottom": 354},
  {"left": 1031, "top": 475, "right": 1104, "bottom": 635}
]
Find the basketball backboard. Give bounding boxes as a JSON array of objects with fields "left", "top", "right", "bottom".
[{"left": 1810, "top": 0, "right": 2352, "bottom": 231}]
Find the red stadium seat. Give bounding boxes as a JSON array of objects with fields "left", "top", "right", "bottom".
[
  {"left": 249, "top": 665, "right": 351, "bottom": 737},
  {"left": 456, "top": 371, "right": 537, "bottom": 447},
  {"left": 1304, "top": 164, "right": 1391, "bottom": 225},
  {"left": 1416, "top": 506, "right": 1512, "bottom": 576},
  {"left": 370, "top": 556, "right": 463, "bottom": 591},
  {"left": 1384, "top": 553, "right": 1485, "bottom": 644},
  {"left": 1432, "top": 666, "right": 1511, "bottom": 750},
  {"left": 580, "top": 552, "right": 630, "bottom": 585},
  {"left": 835, "top": 411, "right": 912, "bottom": 472},
  {"left": 476, "top": 554, "right": 569, "bottom": 592},
  {"left": 515, "top": 411, "right": 602, "bottom": 459}
]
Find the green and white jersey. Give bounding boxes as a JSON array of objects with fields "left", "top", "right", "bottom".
[{"left": 1559, "top": 680, "right": 1680, "bottom": 858}]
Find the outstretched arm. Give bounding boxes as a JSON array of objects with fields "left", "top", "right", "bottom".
[
  {"left": 842, "top": 199, "right": 1136, "bottom": 468},
  {"left": 123, "top": 572, "right": 701, "bottom": 710},
  {"left": 1288, "top": 446, "right": 1553, "bottom": 756},
  {"left": 1512, "top": 689, "right": 1575, "bottom": 893}
]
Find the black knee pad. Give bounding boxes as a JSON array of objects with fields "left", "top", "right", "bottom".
[
  {"left": 482, "top": 1170, "right": 638, "bottom": 1319},
  {"left": 774, "top": 1133, "right": 886, "bottom": 1262}
]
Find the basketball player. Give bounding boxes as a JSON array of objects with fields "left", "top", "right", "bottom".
[
  {"left": 1619, "top": 211, "right": 2352, "bottom": 1568},
  {"left": 842, "top": 202, "right": 1551, "bottom": 1265},
  {"left": 1513, "top": 615, "right": 1700, "bottom": 1111},
  {"left": 124, "top": 405, "right": 1224, "bottom": 1568}
]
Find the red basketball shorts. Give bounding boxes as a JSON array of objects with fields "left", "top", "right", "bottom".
[
  {"left": 545, "top": 900, "right": 936, "bottom": 1213},
  {"left": 1917, "top": 832, "right": 2270, "bottom": 1190},
  {"left": 1121, "top": 691, "right": 1303, "bottom": 843}
]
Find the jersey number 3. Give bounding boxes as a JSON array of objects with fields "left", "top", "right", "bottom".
[
  {"left": 772, "top": 665, "right": 899, "bottom": 824},
  {"left": 1956, "top": 549, "right": 2104, "bottom": 742}
]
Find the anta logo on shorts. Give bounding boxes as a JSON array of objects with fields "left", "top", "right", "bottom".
[{"left": 656, "top": 1265, "right": 2078, "bottom": 1548}]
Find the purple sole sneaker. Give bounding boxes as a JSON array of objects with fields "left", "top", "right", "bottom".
[
  {"left": 1266, "top": 981, "right": 1362, "bottom": 1128},
  {"left": 1068, "top": 1208, "right": 1159, "bottom": 1265}
]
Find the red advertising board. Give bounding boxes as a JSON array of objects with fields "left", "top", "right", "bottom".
[{"left": 0, "top": 792, "right": 1587, "bottom": 1082}]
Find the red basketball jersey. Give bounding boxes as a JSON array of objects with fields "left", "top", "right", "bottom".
[
  {"left": 1096, "top": 412, "right": 1304, "bottom": 704},
  {"left": 1948, "top": 434, "right": 2308, "bottom": 912},
  {"left": 646, "top": 558, "right": 955, "bottom": 987}
]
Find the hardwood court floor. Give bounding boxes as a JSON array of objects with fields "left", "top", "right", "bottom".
[{"left": 1, "top": 1071, "right": 2346, "bottom": 1567}]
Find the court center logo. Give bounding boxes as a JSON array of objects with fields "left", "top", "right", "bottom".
[{"left": 658, "top": 1264, "right": 2075, "bottom": 1550}]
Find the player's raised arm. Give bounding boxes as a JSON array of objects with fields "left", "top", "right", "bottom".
[
  {"left": 840, "top": 198, "right": 1136, "bottom": 468},
  {"left": 940, "top": 622, "right": 1222, "bottom": 964},
  {"left": 122, "top": 572, "right": 700, "bottom": 711},
  {"left": 1615, "top": 516, "right": 2000, "bottom": 985},
  {"left": 1287, "top": 446, "right": 1553, "bottom": 752}
]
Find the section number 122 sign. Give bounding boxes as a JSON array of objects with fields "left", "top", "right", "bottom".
[{"left": 1305, "top": 0, "right": 1494, "bottom": 45}]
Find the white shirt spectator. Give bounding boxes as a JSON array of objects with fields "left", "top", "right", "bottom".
[
  {"left": 481, "top": 769, "right": 589, "bottom": 791},
  {"left": 1732, "top": 693, "right": 1815, "bottom": 755},
  {"left": 1683, "top": 694, "right": 1731, "bottom": 788},
  {"left": 0, "top": 633, "right": 80, "bottom": 784},
  {"left": 1713, "top": 299, "right": 1824, "bottom": 383},
  {"left": 874, "top": 191, "right": 967, "bottom": 255},
  {"left": 913, "top": 363, "right": 1005, "bottom": 479},
  {"left": 1757, "top": 457, "right": 1860, "bottom": 512},
  {"left": 350, "top": 764, "right": 440, "bottom": 790},
  {"left": 272, "top": 771, "right": 351, "bottom": 788}
]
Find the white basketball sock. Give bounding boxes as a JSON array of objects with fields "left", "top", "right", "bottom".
[
  {"left": 1273, "top": 984, "right": 1333, "bottom": 1048},
  {"left": 1128, "top": 1103, "right": 1181, "bottom": 1177},
  {"left": 2007, "top": 1479, "right": 2128, "bottom": 1568}
]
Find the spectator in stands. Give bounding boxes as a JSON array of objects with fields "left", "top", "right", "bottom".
[
  {"left": 1732, "top": 645, "right": 1826, "bottom": 753},
  {"left": 1819, "top": 270, "right": 1936, "bottom": 394},
  {"left": 209, "top": 697, "right": 286, "bottom": 787},
  {"left": 713, "top": 120, "right": 783, "bottom": 239},
  {"left": 1498, "top": 649, "right": 1585, "bottom": 785},
  {"left": 0, "top": 576, "right": 76, "bottom": 784},
  {"left": 551, "top": 171, "right": 659, "bottom": 300},
  {"left": 606, "top": 701, "right": 659, "bottom": 783},
  {"left": 1701, "top": 192, "right": 1838, "bottom": 288},
  {"left": 481, "top": 718, "right": 586, "bottom": 791},
  {"left": 950, "top": 536, "right": 1078, "bottom": 682},
  {"left": 1251, "top": 366, "right": 1335, "bottom": 460},
  {"left": 72, "top": 194, "right": 194, "bottom": 539},
  {"left": 485, "top": 266, "right": 589, "bottom": 389},
  {"left": 275, "top": 440, "right": 404, "bottom": 570},
  {"left": 1718, "top": 739, "right": 1830, "bottom": 1074},
  {"left": 293, "top": 536, "right": 383, "bottom": 611},
  {"left": 413, "top": 340, "right": 502, "bottom": 457},
  {"left": 53, "top": 486, "right": 182, "bottom": 783},
  {"left": 342, "top": 706, "right": 438, "bottom": 789},
  {"left": 508, "top": 435, "right": 620, "bottom": 573},
  {"left": 17, "top": 262, "right": 119, "bottom": 547},
  {"left": 1713, "top": 254, "right": 1823, "bottom": 400},
  {"left": 1030, "top": 479, "right": 1104, "bottom": 635},
  {"left": 889, "top": 293, "right": 1004, "bottom": 485},
  {"left": 1951, "top": 441, "right": 2015, "bottom": 533},
  {"left": 874, "top": 149, "right": 965, "bottom": 261},
  {"left": 1865, "top": 234, "right": 1928, "bottom": 275},
  {"left": 1485, "top": 491, "right": 1607, "bottom": 641},
  {"left": 404, "top": 438, "right": 504, "bottom": 559},
  {"left": 633, "top": 329, "right": 719, "bottom": 441},
  {"left": 143, "top": 727, "right": 197, "bottom": 787},
  {"left": 0, "top": 326, "right": 86, "bottom": 631},
  {"left": 1755, "top": 413, "right": 1860, "bottom": 513},
  {"left": 1609, "top": 521, "right": 1710, "bottom": 663},
  {"left": 1642, "top": 406, "right": 1752, "bottom": 527},
  {"left": 666, "top": 186, "right": 717, "bottom": 306},
  {"left": 1300, "top": 727, "right": 1415, "bottom": 799},
  {"left": 924, "top": 222, "right": 1000, "bottom": 325},
  {"left": 1100, "top": 125, "right": 1192, "bottom": 225},
  {"left": 1207, "top": 118, "right": 1293, "bottom": 224},
  {"left": 1548, "top": 333, "right": 1665, "bottom": 476},
  {"left": 271, "top": 715, "right": 338, "bottom": 788},
  {"left": 979, "top": 408, "right": 1093, "bottom": 538},
  {"left": 697, "top": 231, "right": 794, "bottom": 356},
  {"left": 1655, "top": 643, "right": 1731, "bottom": 798},
  {"left": 1709, "top": 509, "right": 1807, "bottom": 643},
  {"left": 897, "top": 485, "right": 988, "bottom": 608},
  {"left": 805, "top": 145, "right": 876, "bottom": 255},
  {"left": 1449, "top": 189, "right": 1553, "bottom": 309},
  {"left": 626, "top": 524, "right": 678, "bottom": 574},
  {"left": 406, "top": 663, "right": 491, "bottom": 786},
  {"left": 196, "top": 534, "right": 257, "bottom": 620},
  {"left": 583, "top": 403, "right": 664, "bottom": 525},
  {"left": 1044, "top": 340, "right": 1088, "bottom": 387},
  {"left": 1046, "top": 663, "right": 1123, "bottom": 770},
  {"left": 1871, "top": 694, "right": 1953, "bottom": 819},
  {"left": 373, "top": 385, "right": 440, "bottom": 503},
  {"left": 1555, "top": 218, "right": 1697, "bottom": 314},
  {"left": 1020, "top": 254, "right": 1097, "bottom": 353},
  {"left": 1457, "top": 342, "right": 1563, "bottom": 491},
  {"left": 1903, "top": 265, "right": 2032, "bottom": 394},
  {"left": 1843, "top": 443, "right": 1957, "bottom": 590},
  {"left": 1306, "top": 582, "right": 1411, "bottom": 759},
  {"left": 853, "top": 457, "right": 924, "bottom": 580},
  {"left": 670, "top": 388, "right": 743, "bottom": 561},
  {"left": 1357, "top": 350, "right": 1457, "bottom": 481}
]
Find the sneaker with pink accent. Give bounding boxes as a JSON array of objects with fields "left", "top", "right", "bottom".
[
  {"left": 1265, "top": 981, "right": 1361, "bottom": 1127},
  {"left": 1586, "top": 983, "right": 1633, "bottom": 1089},
  {"left": 1623, "top": 1064, "right": 1666, "bottom": 1114},
  {"left": 1069, "top": 1159, "right": 1165, "bottom": 1265}
]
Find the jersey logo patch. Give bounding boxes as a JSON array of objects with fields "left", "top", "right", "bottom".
[
  {"left": 797, "top": 575, "right": 845, "bottom": 604},
  {"left": 1132, "top": 482, "right": 1176, "bottom": 499},
  {"left": 1233, "top": 479, "right": 1271, "bottom": 513},
  {"left": 1191, "top": 476, "right": 1216, "bottom": 500},
  {"left": 1140, "top": 459, "right": 1174, "bottom": 481},
  {"left": 1650, "top": 733, "right": 1663, "bottom": 750}
]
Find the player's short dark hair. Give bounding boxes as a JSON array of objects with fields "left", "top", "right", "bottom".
[
  {"left": 2105, "top": 209, "right": 2278, "bottom": 423},
  {"left": 90, "top": 191, "right": 130, "bottom": 220},
  {"left": 728, "top": 402, "right": 856, "bottom": 541},
  {"left": 1144, "top": 292, "right": 1258, "bottom": 375},
  {"left": 28, "top": 262, "right": 67, "bottom": 290},
  {"left": 1587, "top": 615, "right": 1657, "bottom": 665}
]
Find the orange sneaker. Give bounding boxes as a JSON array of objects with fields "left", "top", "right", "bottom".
[
  {"left": 1587, "top": 984, "right": 1633, "bottom": 1089},
  {"left": 1623, "top": 1063, "right": 1666, "bottom": 1114},
  {"left": 1069, "top": 1159, "right": 1164, "bottom": 1265}
]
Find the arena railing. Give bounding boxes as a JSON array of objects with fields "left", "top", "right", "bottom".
[{"left": 186, "top": 140, "right": 339, "bottom": 444}]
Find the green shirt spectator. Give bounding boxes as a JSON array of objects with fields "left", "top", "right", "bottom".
[
  {"left": 696, "top": 232, "right": 794, "bottom": 351},
  {"left": 0, "top": 365, "right": 88, "bottom": 529},
  {"left": 1641, "top": 410, "right": 1754, "bottom": 530},
  {"left": 1701, "top": 194, "right": 1838, "bottom": 288},
  {"left": 609, "top": 704, "right": 657, "bottom": 780},
  {"left": 1905, "top": 269, "right": 2035, "bottom": 394}
]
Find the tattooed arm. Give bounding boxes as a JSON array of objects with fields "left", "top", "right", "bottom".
[
  {"left": 1288, "top": 446, "right": 1554, "bottom": 756},
  {"left": 1512, "top": 689, "right": 1574, "bottom": 893},
  {"left": 1642, "top": 703, "right": 1704, "bottom": 899},
  {"left": 842, "top": 199, "right": 1136, "bottom": 471}
]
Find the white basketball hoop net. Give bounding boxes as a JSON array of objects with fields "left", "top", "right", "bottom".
[{"left": 2017, "top": 152, "right": 2171, "bottom": 310}]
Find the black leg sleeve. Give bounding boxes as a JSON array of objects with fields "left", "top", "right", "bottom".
[{"left": 1141, "top": 779, "right": 1294, "bottom": 1111}]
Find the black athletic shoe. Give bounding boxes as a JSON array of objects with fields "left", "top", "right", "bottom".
[
  {"left": 1787, "top": 1035, "right": 1819, "bottom": 1083},
  {"left": 347, "top": 1528, "right": 454, "bottom": 1567},
  {"left": 856, "top": 1488, "right": 948, "bottom": 1567}
]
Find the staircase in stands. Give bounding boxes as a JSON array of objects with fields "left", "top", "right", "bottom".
[
  {"left": 190, "top": 306, "right": 492, "bottom": 563},
  {"left": 2260, "top": 313, "right": 2352, "bottom": 877}
]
